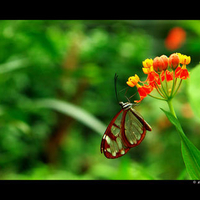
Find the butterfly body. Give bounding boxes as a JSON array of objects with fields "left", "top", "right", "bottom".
[{"left": 101, "top": 101, "right": 152, "bottom": 159}]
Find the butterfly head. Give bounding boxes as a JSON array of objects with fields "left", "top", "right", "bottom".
[{"left": 119, "top": 101, "right": 133, "bottom": 110}]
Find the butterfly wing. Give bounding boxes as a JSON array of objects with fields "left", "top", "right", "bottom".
[
  {"left": 101, "top": 107, "right": 152, "bottom": 159},
  {"left": 121, "top": 108, "right": 152, "bottom": 148},
  {"left": 100, "top": 109, "right": 130, "bottom": 159}
]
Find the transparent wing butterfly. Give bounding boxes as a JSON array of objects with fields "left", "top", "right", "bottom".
[{"left": 101, "top": 101, "right": 152, "bottom": 159}]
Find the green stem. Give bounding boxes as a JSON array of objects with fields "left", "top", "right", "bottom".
[
  {"left": 172, "top": 79, "right": 183, "bottom": 98},
  {"left": 154, "top": 83, "right": 166, "bottom": 98},
  {"left": 167, "top": 99, "right": 177, "bottom": 118},
  {"left": 148, "top": 93, "right": 166, "bottom": 101},
  {"left": 169, "top": 70, "right": 177, "bottom": 97},
  {"left": 165, "top": 86, "right": 200, "bottom": 179},
  {"left": 167, "top": 99, "right": 186, "bottom": 140},
  {"left": 159, "top": 72, "right": 169, "bottom": 98},
  {"left": 164, "top": 71, "right": 169, "bottom": 94}
]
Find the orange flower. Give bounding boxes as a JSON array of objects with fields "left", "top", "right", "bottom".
[
  {"left": 180, "top": 69, "right": 189, "bottom": 80},
  {"left": 165, "top": 27, "right": 186, "bottom": 50},
  {"left": 175, "top": 66, "right": 190, "bottom": 80},
  {"left": 146, "top": 70, "right": 172, "bottom": 88},
  {"left": 161, "top": 70, "right": 174, "bottom": 82},
  {"left": 174, "top": 54, "right": 190, "bottom": 80},
  {"left": 147, "top": 71, "right": 162, "bottom": 86},
  {"left": 134, "top": 84, "right": 153, "bottom": 103}
]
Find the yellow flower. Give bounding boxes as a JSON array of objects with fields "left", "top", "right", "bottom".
[
  {"left": 126, "top": 74, "right": 140, "bottom": 87},
  {"left": 142, "top": 58, "right": 153, "bottom": 68},
  {"left": 142, "top": 66, "right": 154, "bottom": 74},
  {"left": 142, "top": 58, "right": 154, "bottom": 74},
  {"left": 176, "top": 53, "right": 191, "bottom": 65}
]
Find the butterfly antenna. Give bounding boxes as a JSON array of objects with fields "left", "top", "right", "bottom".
[
  {"left": 114, "top": 73, "right": 120, "bottom": 103},
  {"left": 126, "top": 90, "right": 139, "bottom": 105},
  {"left": 128, "top": 91, "right": 137, "bottom": 101},
  {"left": 124, "top": 87, "right": 130, "bottom": 102}
]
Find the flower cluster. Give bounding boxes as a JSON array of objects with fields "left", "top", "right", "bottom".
[{"left": 126, "top": 53, "right": 191, "bottom": 103}]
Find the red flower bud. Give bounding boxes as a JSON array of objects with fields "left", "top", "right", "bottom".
[
  {"left": 169, "top": 53, "right": 180, "bottom": 69},
  {"left": 153, "top": 55, "right": 169, "bottom": 72}
]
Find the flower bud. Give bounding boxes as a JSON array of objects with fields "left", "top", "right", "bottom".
[
  {"left": 153, "top": 55, "right": 169, "bottom": 72},
  {"left": 169, "top": 53, "right": 180, "bottom": 69},
  {"left": 160, "top": 55, "right": 169, "bottom": 69}
]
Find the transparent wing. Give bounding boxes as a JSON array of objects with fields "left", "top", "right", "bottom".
[
  {"left": 101, "top": 107, "right": 152, "bottom": 159},
  {"left": 121, "top": 108, "right": 151, "bottom": 148},
  {"left": 100, "top": 109, "right": 130, "bottom": 159}
]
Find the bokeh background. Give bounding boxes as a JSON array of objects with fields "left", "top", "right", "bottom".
[{"left": 0, "top": 20, "right": 200, "bottom": 180}]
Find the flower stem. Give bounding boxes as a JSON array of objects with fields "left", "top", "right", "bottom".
[
  {"left": 154, "top": 83, "right": 166, "bottom": 98},
  {"left": 167, "top": 99, "right": 177, "bottom": 118},
  {"left": 164, "top": 71, "right": 169, "bottom": 94},
  {"left": 166, "top": 99, "right": 186, "bottom": 140},
  {"left": 148, "top": 93, "right": 166, "bottom": 101},
  {"left": 159, "top": 72, "right": 169, "bottom": 98},
  {"left": 172, "top": 79, "right": 183, "bottom": 98},
  {"left": 170, "top": 70, "right": 177, "bottom": 97}
]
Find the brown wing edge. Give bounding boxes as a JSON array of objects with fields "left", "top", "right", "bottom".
[
  {"left": 130, "top": 108, "right": 152, "bottom": 131},
  {"left": 103, "top": 147, "right": 130, "bottom": 159},
  {"left": 100, "top": 109, "right": 123, "bottom": 153},
  {"left": 100, "top": 109, "right": 130, "bottom": 159},
  {"left": 120, "top": 108, "right": 151, "bottom": 148}
]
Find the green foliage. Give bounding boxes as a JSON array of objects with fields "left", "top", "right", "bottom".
[
  {"left": 34, "top": 98, "right": 106, "bottom": 135},
  {"left": 188, "top": 64, "right": 200, "bottom": 120},
  {"left": 161, "top": 108, "right": 200, "bottom": 179}
]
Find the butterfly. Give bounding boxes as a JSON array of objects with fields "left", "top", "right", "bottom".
[
  {"left": 100, "top": 101, "right": 152, "bottom": 159},
  {"left": 101, "top": 100, "right": 152, "bottom": 159}
]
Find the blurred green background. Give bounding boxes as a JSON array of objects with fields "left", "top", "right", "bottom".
[{"left": 0, "top": 20, "right": 200, "bottom": 180}]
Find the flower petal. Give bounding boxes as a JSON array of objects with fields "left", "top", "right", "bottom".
[
  {"left": 135, "top": 84, "right": 153, "bottom": 103},
  {"left": 166, "top": 70, "right": 174, "bottom": 81},
  {"left": 175, "top": 66, "right": 182, "bottom": 78},
  {"left": 180, "top": 68, "right": 190, "bottom": 80},
  {"left": 126, "top": 75, "right": 140, "bottom": 87}
]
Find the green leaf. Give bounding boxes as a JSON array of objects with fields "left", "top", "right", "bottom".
[
  {"left": 0, "top": 57, "right": 29, "bottom": 74},
  {"left": 34, "top": 98, "right": 106, "bottom": 136},
  {"left": 188, "top": 64, "right": 200, "bottom": 120},
  {"left": 161, "top": 108, "right": 200, "bottom": 179}
]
